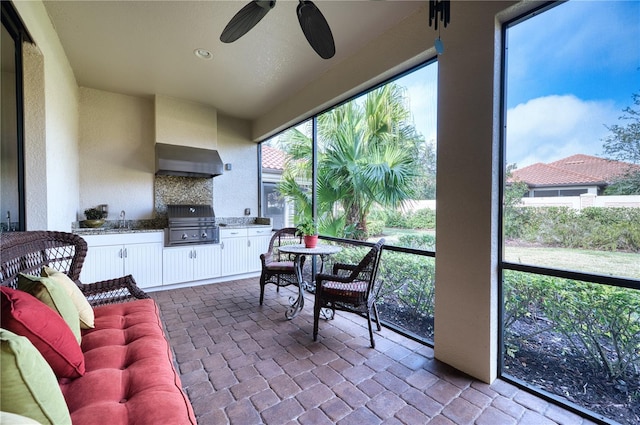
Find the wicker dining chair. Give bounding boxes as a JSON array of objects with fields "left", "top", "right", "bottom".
[
  {"left": 259, "top": 227, "right": 305, "bottom": 305},
  {"left": 313, "top": 238, "right": 385, "bottom": 348}
]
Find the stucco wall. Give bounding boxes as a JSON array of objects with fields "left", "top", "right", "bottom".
[
  {"left": 79, "top": 88, "right": 155, "bottom": 220},
  {"left": 215, "top": 114, "right": 257, "bottom": 218}
]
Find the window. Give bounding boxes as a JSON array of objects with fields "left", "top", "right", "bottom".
[
  {"left": 260, "top": 120, "right": 313, "bottom": 230},
  {"left": 501, "top": 2, "right": 640, "bottom": 423},
  {"left": 260, "top": 61, "right": 439, "bottom": 343},
  {"left": 1, "top": 2, "right": 30, "bottom": 232}
]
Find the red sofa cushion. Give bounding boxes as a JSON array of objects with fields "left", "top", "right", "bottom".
[
  {"left": 0, "top": 287, "right": 85, "bottom": 379},
  {"left": 58, "top": 298, "right": 196, "bottom": 425}
]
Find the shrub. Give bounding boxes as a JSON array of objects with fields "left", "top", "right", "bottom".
[
  {"left": 507, "top": 206, "right": 640, "bottom": 252},
  {"left": 378, "top": 208, "right": 436, "bottom": 230},
  {"left": 377, "top": 251, "right": 436, "bottom": 319},
  {"left": 504, "top": 271, "right": 640, "bottom": 383},
  {"left": 541, "top": 280, "right": 640, "bottom": 381},
  {"left": 366, "top": 220, "right": 385, "bottom": 237},
  {"left": 397, "top": 233, "right": 436, "bottom": 251}
]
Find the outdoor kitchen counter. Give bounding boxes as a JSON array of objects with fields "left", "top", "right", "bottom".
[
  {"left": 73, "top": 228, "right": 165, "bottom": 236},
  {"left": 217, "top": 224, "right": 272, "bottom": 229}
]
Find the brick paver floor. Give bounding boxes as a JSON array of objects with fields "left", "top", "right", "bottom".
[{"left": 151, "top": 278, "right": 595, "bottom": 425}]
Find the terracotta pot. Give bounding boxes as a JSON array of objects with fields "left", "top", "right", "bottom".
[{"left": 304, "top": 235, "right": 318, "bottom": 248}]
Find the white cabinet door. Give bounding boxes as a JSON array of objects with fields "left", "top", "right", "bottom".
[
  {"left": 163, "top": 246, "right": 194, "bottom": 286},
  {"left": 193, "top": 244, "right": 221, "bottom": 281},
  {"left": 247, "top": 230, "right": 271, "bottom": 272},
  {"left": 125, "top": 243, "right": 163, "bottom": 288},
  {"left": 80, "top": 232, "right": 164, "bottom": 287},
  {"left": 220, "top": 236, "right": 247, "bottom": 276},
  {"left": 163, "top": 244, "right": 221, "bottom": 285},
  {"left": 81, "top": 245, "right": 124, "bottom": 283}
]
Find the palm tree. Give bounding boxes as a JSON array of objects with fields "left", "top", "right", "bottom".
[{"left": 278, "top": 83, "right": 420, "bottom": 240}]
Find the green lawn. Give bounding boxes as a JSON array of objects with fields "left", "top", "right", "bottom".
[
  {"left": 380, "top": 227, "right": 639, "bottom": 279},
  {"left": 504, "top": 246, "right": 640, "bottom": 279}
]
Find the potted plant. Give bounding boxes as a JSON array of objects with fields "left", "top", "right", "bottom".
[
  {"left": 82, "top": 207, "right": 106, "bottom": 228},
  {"left": 296, "top": 216, "right": 318, "bottom": 248}
]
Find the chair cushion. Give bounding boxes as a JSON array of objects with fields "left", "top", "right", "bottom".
[
  {"left": 18, "top": 273, "right": 82, "bottom": 344},
  {"left": 59, "top": 299, "right": 196, "bottom": 425},
  {"left": 41, "top": 266, "right": 95, "bottom": 329},
  {"left": 321, "top": 280, "right": 368, "bottom": 303},
  {"left": 266, "top": 261, "right": 295, "bottom": 272},
  {"left": 0, "top": 287, "right": 85, "bottom": 379},
  {"left": 0, "top": 329, "right": 72, "bottom": 425}
]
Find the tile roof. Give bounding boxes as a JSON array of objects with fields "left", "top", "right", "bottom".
[
  {"left": 510, "top": 154, "right": 638, "bottom": 187},
  {"left": 261, "top": 145, "right": 287, "bottom": 171}
]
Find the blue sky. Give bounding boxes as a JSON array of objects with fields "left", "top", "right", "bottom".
[
  {"left": 505, "top": 0, "right": 640, "bottom": 167},
  {"left": 400, "top": 0, "right": 640, "bottom": 169}
]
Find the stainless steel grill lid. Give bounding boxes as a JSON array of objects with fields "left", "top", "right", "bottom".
[{"left": 167, "top": 204, "right": 215, "bottom": 222}]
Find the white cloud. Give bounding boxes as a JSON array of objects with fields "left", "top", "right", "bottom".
[{"left": 506, "top": 95, "right": 620, "bottom": 168}]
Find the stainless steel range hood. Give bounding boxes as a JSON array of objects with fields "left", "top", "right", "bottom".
[{"left": 155, "top": 143, "right": 224, "bottom": 178}]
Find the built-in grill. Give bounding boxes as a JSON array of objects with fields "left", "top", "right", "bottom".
[{"left": 166, "top": 204, "right": 219, "bottom": 246}]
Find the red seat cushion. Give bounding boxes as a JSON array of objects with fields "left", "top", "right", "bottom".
[
  {"left": 0, "top": 287, "right": 85, "bottom": 379},
  {"left": 59, "top": 299, "right": 196, "bottom": 425},
  {"left": 321, "top": 280, "right": 367, "bottom": 304},
  {"left": 266, "top": 261, "right": 295, "bottom": 272}
]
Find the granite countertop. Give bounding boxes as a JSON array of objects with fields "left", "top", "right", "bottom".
[
  {"left": 73, "top": 219, "right": 272, "bottom": 236},
  {"left": 72, "top": 228, "right": 165, "bottom": 236},
  {"left": 218, "top": 223, "right": 272, "bottom": 229}
]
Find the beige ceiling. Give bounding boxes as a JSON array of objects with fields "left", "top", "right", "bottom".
[{"left": 42, "top": 1, "right": 424, "bottom": 121}]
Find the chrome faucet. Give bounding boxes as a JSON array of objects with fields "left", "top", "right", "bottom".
[{"left": 119, "top": 210, "right": 127, "bottom": 229}]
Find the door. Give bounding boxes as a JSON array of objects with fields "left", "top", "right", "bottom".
[
  {"left": 247, "top": 230, "right": 271, "bottom": 272},
  {"left": 162, "top": 246, "right": 194, "bottom": 286},
  {"left": 125, "top": 242, "right": 163, "bottom": 288},
  {"left": 193, "top": 244, "right": 221, "bottom": 281},
  {"left": 81, "top": 245, "right": 124, "bottom": 283},
  {"left": 220, "top": 237, "right": 247, "bottom": 276}
]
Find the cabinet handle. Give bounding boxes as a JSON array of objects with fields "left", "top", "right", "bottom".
[
  {"left": 193, "top": 249, "right": 197, "bottom": 259},
  {"left": 119, "top": 248, "right": 123, "bottom": 258},
  {"left": 123, "top": 248, "right": 127, "bottom": 258},
  {"left": 189, "top": 251, "right": 192, "bottom": 259},
  {"left": 221, "top": 242, "right": 224, "bottom": 249}
]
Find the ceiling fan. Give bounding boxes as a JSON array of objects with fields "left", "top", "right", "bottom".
[{"left": 220, "top": 0, "right": 335, "bottom": 59}]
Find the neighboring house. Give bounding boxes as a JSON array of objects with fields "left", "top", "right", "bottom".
[{"left": 509, "top": 154, "right": 639, "bottom": 197}]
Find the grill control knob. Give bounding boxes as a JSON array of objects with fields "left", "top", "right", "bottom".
[
  {"left": 201, "top": 232, "right": 208, "bottom": 239},
  {"left": 181, "top": 233, "right": 188, "bottom": 240}
]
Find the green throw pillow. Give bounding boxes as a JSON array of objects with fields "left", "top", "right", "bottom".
[
  {"left": 18, "top": 273, "right": 82, "bottom": 344},
  {"left": 0, "top": 411, "right": 42, "bottom": 424},
  {"left": 0, "top": 329, "right": 72, "bottom": 425}
]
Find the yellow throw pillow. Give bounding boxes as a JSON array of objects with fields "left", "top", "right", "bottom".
[
  {"left": 18, "top": 274, "right": 82, "bottom": 345},
  {"left": 0, "top": 329, "right": 72, "bottom": 425},
  {"left": 41, "top": 266, "right": 95, "bottom": 329}
]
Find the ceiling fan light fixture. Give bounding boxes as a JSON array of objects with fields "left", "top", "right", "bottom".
[{"left": 194, "top": 48, "right": 213, "bottom": 60}]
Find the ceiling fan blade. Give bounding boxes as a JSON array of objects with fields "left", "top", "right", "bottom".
[
  {"left": 220, "top": 1, "right": 275, "bottom": 43},
  {"left": 296, "top": 0, "right": 335, "bottom": 59}
]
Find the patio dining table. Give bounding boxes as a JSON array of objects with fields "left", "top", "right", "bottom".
[{"left": 277, "top": 243, "right": 342, "bottom": 319}]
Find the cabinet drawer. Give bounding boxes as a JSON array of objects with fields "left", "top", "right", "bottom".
[
  {"left": 219, "top": 228, "right": 247, "bottom": 238},
  {"left": 247, "top": 227, "right": 272, "bottom": 237}
]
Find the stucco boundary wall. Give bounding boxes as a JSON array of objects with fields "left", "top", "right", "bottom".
[
  {"left": 520, "top": 194, "right": 640, "bottom": 210},
  {"left": 402, "top": 195, "right": 640, "bottom": 213}
]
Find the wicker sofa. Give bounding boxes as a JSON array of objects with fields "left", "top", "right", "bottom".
[{"left": 0, "top": 231, "right": 196, "bottom": 425}]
